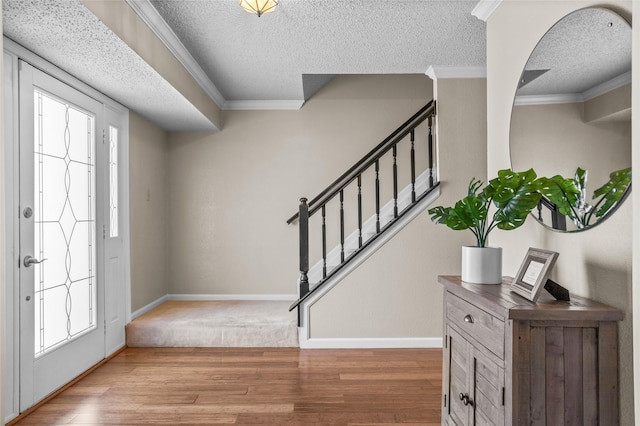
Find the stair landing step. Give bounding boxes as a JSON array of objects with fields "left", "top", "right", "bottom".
[{"left": 126, "top": 300, "right": 299, "bottom": 348}]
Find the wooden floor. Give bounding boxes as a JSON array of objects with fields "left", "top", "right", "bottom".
[{"left": 13, "top": 347, "right": 442, "bottom": 425}]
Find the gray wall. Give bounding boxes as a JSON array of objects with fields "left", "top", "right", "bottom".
[
  {"left": 310, "top": 77, "right": 488, "bottom": 339},
  {"left": 511, "top": 100, "right": 630, "bottom": 190},
  {"left": 164, "top": 74, "right": 477, "bottom": 339},
  {"left": 167, "top": 74, "right": 433, "bottom": 298},
  {"left": 129, "top": 111, "right": 170, "bottom": 312}
]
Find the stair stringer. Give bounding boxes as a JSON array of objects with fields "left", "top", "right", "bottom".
[
  {"left": 296, "top": 184, "right": 441, "bottom": 348},
  {"left": 306, "top": 168, "right": 436, "bottom": 285}
]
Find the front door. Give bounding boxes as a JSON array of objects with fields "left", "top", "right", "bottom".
[{"left": 18, "top": 61, "right": 106, "bottom": 409}]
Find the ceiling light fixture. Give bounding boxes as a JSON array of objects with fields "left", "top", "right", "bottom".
[{"left": 239, "top": 0, "right": 278, "bottom": 17}]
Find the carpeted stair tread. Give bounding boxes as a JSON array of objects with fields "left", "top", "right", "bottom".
[{"left": 126, "top": 300, "right": 298, "bottom": 347}]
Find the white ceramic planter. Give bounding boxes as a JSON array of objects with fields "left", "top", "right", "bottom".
[{"left": 461, "top": 246, "right": 502, "bottom": 284}]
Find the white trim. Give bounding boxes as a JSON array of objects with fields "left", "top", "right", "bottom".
[
  {"left": 515, "top": 71, "right": 632, "bottom": 106},
  {"left": 104, "top": 106, "right": 131, "bottom": 355},
  {"left": 299, "top": 337, "right": 443, "bottom": 349},
  {"left": 120, "top": 113, "right": 133, "bottom": 326},
  {"left": 3, "top": 50, "right": 21, "bottom": 425},
  {"left": 124, "top": 0, "right": 226, "bottom": 108},
  {"left": 582, "top": 70, "right": 632, "bottom": 101},
  {"left": 514, "top": 94, "right": 582, "bottom": 106},
  {"left": 471, "top": 0, "right": 502, "bottom": 22},
  {"left": 223, "top": 100, "right": 306, "bottom": 111},
  {"left": 131, "top": 295, "right": 169, "bottom": 320},
  {"left": 425, "top": 66, "right": 487, "bottom": 80},
  {"left": 168, "top": 294, "right": 298, "bottom": 301}
]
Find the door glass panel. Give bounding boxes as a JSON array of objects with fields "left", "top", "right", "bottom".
[
  {"left": 109, "top": 125, "right": 118, "bottom": 238},
  {"left": 33, "top": 89, "right": 96, "bottom": 357}
]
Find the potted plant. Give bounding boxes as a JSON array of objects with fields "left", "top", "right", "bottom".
[{"left": 428, "top": 168, "right": 542, "bottom": 284}]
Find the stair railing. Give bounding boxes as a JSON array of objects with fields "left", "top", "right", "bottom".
[
  {"left": 288, "top": 100, "right": 438, "bottom": 317},
  {"left": 537, "top": 197, "right": 567, "bottom": 230}
]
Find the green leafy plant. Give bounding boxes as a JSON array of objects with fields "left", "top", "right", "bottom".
[
  {"left": 428, "top": 169, "right": 542, "bottom": 247},
  {"left": 539, "top": 167, "right": 631, "bottom": 229}
]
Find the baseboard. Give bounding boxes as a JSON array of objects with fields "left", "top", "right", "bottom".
[
  {"left": 299, "top": 337, "right": 443, "bottom": 349},
  {"left": 168, "top": 294, "right": 297, "bottom": 301},
  {"left": 131, "top": 295, "right": 169, "bottom": 320}
]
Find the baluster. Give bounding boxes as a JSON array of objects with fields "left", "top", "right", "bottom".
[
  {"left": 537, "top": 201, "right": 543, "bottom": 221},
  {"left": 340, "top": 189, "right": 345, "bottom": 263},
  {"left": 393, "top": 144, "right": 398, "bottom": 218},
  {"left": 428, "top": 114, "right": 434, "bottom": 187},
  {"left": 322, "top": 205, "right": 327, "bottom": 279},
  {"left": 410, "top": 129, "right": 416, "bottom": 202},
  {"left": 298, "top": 198, "right": 309, "bottom": 300},
  {"left": 375, "top": 160, "right": 380, "bottom": 233},
  {"left": 357, "top": 175, "right": 363, "bottom": 248}
]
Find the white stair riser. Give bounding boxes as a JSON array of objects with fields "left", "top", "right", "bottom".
[{"left": 308, "top": 169, "right": 435, "bottom": 285}]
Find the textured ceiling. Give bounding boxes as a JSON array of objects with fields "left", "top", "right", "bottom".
[
  {"left": 2, "top": 0, "right": 215, "bottom": 131},
  {"left": 148, "top": 0, "right": 486, "bottom": 101},
  {"left": 517, "top": 8, "right": 631, "bottom": 98},
  {"left": 3, "top": 2, "right": 631, "bottom": 130},
  {"left": 3, "top": 0, "right": 486, "bottom": 130}
]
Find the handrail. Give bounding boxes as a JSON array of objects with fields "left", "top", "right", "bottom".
[{"left": 286, "top": 100, "right": 435, "bottom": 224}]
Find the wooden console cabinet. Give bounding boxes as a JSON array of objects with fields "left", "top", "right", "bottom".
[{"left": 439, "top": 275, "right": 622, "bottom": 425}]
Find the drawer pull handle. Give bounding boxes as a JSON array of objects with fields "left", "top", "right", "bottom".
[
  {"left": 459, "top": 392, "right": 474, "bottom": 406},
  {"left": 463, "top": 314, "right": 474, "bottom": 324}
]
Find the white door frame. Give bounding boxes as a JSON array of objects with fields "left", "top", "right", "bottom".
[{"left": 3, "top": 38, "right": 131, "bottom": 422}]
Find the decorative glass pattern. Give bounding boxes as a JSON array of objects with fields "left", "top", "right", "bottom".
[
  {"left": 33, "top": 89, "right": 96, "bottom": 358},
  {"left": 109, "top": 125, "right": 118, "bottom": 238}
]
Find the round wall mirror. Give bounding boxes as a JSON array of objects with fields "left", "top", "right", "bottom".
[{"left": 510, "top": 8, "right": 632, "bottom": 232}]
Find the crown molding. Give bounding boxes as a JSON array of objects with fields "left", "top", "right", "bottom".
[
  {"left": 425, "top": 65, "right": 487, "bottom": 80},
  {"left": 125, "top": 0, "right": 226, "bottom": 108},
  {"left": 471, "top": 0, "right": 503, "bottom": 22},
  {"left": 223, "top": 100, "right": 306, "bottom": 110},
  {"left": 515, "top": 71, "right": 632, "bottom": 106},
  {"left": 514, "top": 94, "right": 582, "bottom": 106},
  {"left": 582, "top": 70, "right": 631, "bottom": 101}
]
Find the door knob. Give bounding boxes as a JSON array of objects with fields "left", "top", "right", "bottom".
[{"left": 23, "top": 256, "right": 47, "bottom": 268}]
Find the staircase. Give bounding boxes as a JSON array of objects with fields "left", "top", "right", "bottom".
[{"left": 287, "top": 101, "right": 439, "bottom": 326}]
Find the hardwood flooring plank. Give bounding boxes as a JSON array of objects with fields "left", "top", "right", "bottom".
[{"left": 12, "top": 347, "right": 442, "bottom": 425}]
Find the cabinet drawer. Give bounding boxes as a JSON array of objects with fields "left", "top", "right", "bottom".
[{"left": 446, "top": 292, "right": 504, "bottom": 358}]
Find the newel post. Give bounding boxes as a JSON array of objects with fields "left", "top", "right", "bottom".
[
  {"left": 298, "top": 198, "right": 310, "bottom": 298},
  {"left": 428, "top": 113, "right": 434, "bottom": 187}
]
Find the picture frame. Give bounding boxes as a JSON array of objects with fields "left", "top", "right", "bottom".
[{"left": 511, "top": 248, "right": 559, "bottom": 302}]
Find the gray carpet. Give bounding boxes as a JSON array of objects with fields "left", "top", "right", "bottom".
[{"left": 126, "top": 300, "right": 299, "bottom": 347}]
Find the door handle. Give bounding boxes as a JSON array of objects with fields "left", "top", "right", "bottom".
[{"left": 23, "top": 255, "right": 47, "bottom": 268}]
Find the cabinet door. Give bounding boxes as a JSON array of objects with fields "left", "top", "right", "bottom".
[
  {"left": 472, "top": 346, "right": 505, "bottom": 426},
  {"left": 444, "top": 325, "right": 505, "bottom": 426},
  {"left": 444, "top": 326, "right": 472, "bottom": 425}
]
